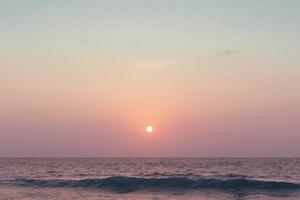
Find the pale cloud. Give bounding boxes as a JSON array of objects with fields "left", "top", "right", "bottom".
[{"left": 216, "top": 49, "right": 238, "bottom": 56}]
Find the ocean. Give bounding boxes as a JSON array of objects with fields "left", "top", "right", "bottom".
[{"left": 0, "top": 158, "right": 300, "bottom": 200}]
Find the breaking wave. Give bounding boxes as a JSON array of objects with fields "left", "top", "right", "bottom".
[{"left": 10, "top": 176, "right": 300, "bottom": 193}]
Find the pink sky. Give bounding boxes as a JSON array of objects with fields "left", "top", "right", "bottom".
[{"left": 1, "top": 1, "right": 300, "bottom": 157}]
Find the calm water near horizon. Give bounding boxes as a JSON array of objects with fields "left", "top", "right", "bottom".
[{"left": 0, "top": 158, "right": 300, "bottom": 200}]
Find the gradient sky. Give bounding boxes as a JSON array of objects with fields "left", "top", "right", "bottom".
[{"left": 1, "top": 0, "right": 300, "bottom": 157}]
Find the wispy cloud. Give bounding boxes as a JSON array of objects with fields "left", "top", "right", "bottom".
[{"left": 216, "top": 49, "right": 238, "bottom": 56}]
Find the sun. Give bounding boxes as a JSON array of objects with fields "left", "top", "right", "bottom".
[{"left": 146, "top": 126, "right": 153, "bottom": 133}]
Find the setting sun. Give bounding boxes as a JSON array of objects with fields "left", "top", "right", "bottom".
[{"left": 146, "top": 126, "right": 153, "bottom": 133}]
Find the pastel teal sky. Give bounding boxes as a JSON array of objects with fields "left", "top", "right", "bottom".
[{"left": 0, "top": 1, "right": 300, "bottom": 157}]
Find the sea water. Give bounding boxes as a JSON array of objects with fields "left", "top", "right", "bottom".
[{"left": 0, "top": 158, "right": 300, "bottom": 200}]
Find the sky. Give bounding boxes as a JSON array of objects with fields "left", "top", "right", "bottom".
[{"left": 0, "top": 0, "right": 300, "bottom": 157}]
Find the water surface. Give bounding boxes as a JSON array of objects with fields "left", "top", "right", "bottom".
[{"left": 0, "top": 158, "right": 299, "bottom": 199}]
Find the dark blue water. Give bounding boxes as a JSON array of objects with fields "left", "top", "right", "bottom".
[{"left": 0, "top": 158, "right": 300, "bottom": 199}]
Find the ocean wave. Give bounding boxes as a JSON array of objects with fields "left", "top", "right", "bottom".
[{"left": 11, "top": 176, "right": 300, "bottom": 193}]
